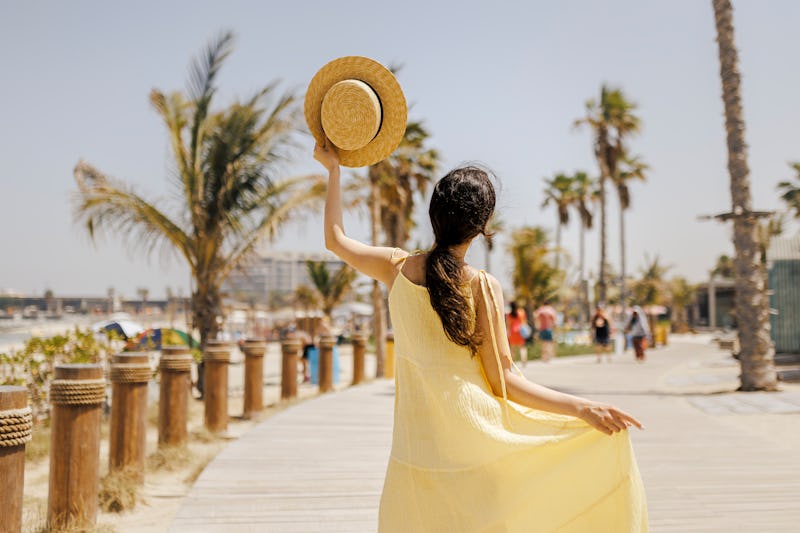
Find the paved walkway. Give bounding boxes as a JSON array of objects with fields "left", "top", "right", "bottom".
[{"left": 171, "top": 336, "right": 800, "bottom": 532}]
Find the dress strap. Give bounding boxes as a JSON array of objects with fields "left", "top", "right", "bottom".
[
  {"left": 390, "top": 247, "right": 410, "bottom": 268},
  {"left": 478, "top": 270, "right": 512, "bottom": 426}
]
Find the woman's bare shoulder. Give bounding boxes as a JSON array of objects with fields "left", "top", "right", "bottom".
[{"left": 400, "top": 251, "right": 428, "bottom": 285}]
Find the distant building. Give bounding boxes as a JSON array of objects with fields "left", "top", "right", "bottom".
[
  {"left": 692, "top": 276, "right": 737, "bottom": 329},
  {"left": 223, "top": 250, "right": 346, "bottom": 302},
  {"left": 768, "top": 236, "right": 800, "bottom": 354}
]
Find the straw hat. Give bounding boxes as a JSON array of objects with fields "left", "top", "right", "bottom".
[{"left": 305, "top": 56, "right": 407, "bottom": 168}]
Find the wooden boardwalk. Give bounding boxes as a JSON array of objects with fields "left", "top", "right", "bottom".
[
  {"left": 171, "top": 381, "right": 394, "bottom": 532},
  {"left": 172, "top": 338, "right": 800, "bottom": 532}
]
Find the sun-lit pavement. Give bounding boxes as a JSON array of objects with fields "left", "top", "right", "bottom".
[{"left": 171, "top": 335, "right": 800, "bottom": 532}]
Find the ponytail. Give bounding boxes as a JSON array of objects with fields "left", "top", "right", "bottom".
[
  {"left": 425, "top": 165, "right": 496, "bottom": 356},
  {"left": 426, "top": 245, "right": 481, "bottom": 355}
]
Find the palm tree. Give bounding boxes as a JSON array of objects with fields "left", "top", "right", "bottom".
[
  {"left": 305, "top": 261, "right": 357, "bottom": 320},
  {"left": 570, "top": 171, "right": 594, "bottom": 325},
  {"left": 508, "top": 226, "right": 562, "bottom": 316},
  {"left": 73, "top": 32, "right": 325, "bottom": 347},
  {"left": 669, "top": 277, "right": 696, "bottom": 333},
  {"left": 541, "top": 173, "right": 574, "bottom": 271},
  {"left": 363, "top": 121, "right": 439, "bottom": 377},
  {"left": 293, "top": 285, "right": 319, "bottom": 313},
  {"left": 712, "top": 0, "right": 777, "bottom": 390},
  {"left": 575, "top": 86, "right": 641, "bottom": 304},
  {"left": 612, "top": 154, "right": 649, "bottom": 308},
  {"left": 631, "top": 254, "right": 670, "bottom": 307},
  {"left": 777, "top": 162, "right": 800, "bottom": 218},
  {"left": 482, "top": 215, "right": 505, "bottom": 273},
  {"left": 710, "top": 254, "right": 736, "bottom": 278}
]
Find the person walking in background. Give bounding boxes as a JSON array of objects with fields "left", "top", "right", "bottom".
[
  {"left": 506, "top": 301, "right": 528, "bottom": 366},
  {"left": 533, "top": 302, "right": 557, "bottom": 363},
  {"left": 591, "top": 305, "right": 612, "bottom": 363},
  {"left": 626, "top": 306, "right": 649, "bottom": 362},
  {"left": 298, "top": 329, "right": 313, "bottom": 383}
]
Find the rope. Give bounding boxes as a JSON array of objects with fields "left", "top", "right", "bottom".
[
  {"left": 50, "top": 378, "right": 106, "bottom": 405},
  {"left": 110, "top": 365, "right": 152, "bottom": 383},
  {"left": 0, "top": 406, "right": 33, "bottom": 447},
  {"left": 203, "top": 350, "right": 231, "bottom": 363},
  {"left": 159, "top": 357, "right": 193, "bottom": 372}
]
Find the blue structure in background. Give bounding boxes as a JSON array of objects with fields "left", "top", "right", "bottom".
[
  {"left": 306, "top": 346, "right": 341, "bottom": 385},
  {"left": 768, "top": 236, "right": 800, "bottom": 354}
]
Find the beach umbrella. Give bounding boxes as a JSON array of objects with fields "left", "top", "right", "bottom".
[
  {"left": 135, "top": 327, "right": 198, "bottom": 350},
  {"left": 92, "top": 319, "right": 145, "bottom": 340}
]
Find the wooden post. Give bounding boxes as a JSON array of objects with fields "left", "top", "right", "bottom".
[
  {"left": 0, "top": 386, "right": 31, "bottom": 533},
  {"left": 158, "top": 346, "right": 192, "bottom": 447},
  {"left": 281, "top": 339, "right": 300, "bottom": 400},
  {"left": 203, "top": 345, "right": 231, "bottom": 433},
  {"left": 48, "top": 364, "right": 105, "bottom": 530},
  {"left": 242, "top": 339, "right": 267, "bottom": 419},
  {"left": 318, "top": 335, "right": 336, "bottom": 393},
  {"left": 351, "top": 334, "right": 367, "bottom": 385},
  {"left": 385, "top": 332, "right": 395, "bottom": 379},
  {"left": 109, "top": 353, "right": 150, "bottom": 483}
]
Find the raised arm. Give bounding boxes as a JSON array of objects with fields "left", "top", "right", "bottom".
[
  {"left": 314, "top": 142, "right": 404, "bottom": 286},
  {"left": 475, "top": 274, "right": 643, "bottom": 436}
]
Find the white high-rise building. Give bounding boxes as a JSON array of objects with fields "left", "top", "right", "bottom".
[{"left": 223, "top": 251, "right": 345, "bottom": 301}]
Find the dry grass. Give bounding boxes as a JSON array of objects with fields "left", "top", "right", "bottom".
[
  {"left": 23, "top": 495, "right": 116, "bottom": 533},
  {"left": 189, "top": 427, "right": 222, "bottom": 444},
  {"left": 97, "top": 468, "right": 140, "bottom": 513},
  {"left": 146, "top": 444, "right": 191, "bottom": 472},
  {"left": 184, "top": 452, "right": 215, "bottom": 484}
]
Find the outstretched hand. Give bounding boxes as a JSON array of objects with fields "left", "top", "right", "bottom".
[
  {"left": 314, "top": 141, "right": 339, "bottom": 173},
  {"left": 578, "top": 401, "right": 644, "bottom": 436}
]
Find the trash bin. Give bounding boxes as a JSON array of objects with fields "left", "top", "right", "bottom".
[{"left": 307, "top": 346, "right": 340, "bottom": 385}]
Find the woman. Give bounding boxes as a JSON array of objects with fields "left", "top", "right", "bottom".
[
  {"left": 591, "top": 305, "right": 612, "bottom": 363},
  {"left": 506, "top": 301, "right": 528, "bottom": 366},
  {"left": 626, "top": 306, "right": 650, "bottom": 362},
  {"left": 315, "top": 143, "right": 647, "bottom": 532}
]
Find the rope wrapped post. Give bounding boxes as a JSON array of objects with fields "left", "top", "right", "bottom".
[
  {"left": 109, "top": 353, "right": 150, "bottom": 483},
  {"left": 385, "top": 332, "right": 396, "bottom": 379},
  {"left": 318, "top": 335, "right": 336, "bottom": 393},
  {"left": 0, "top": 386, "right": 31, "bottom": 533},
  {"left": 47, "top": 364, "right": 105, "bottom": 531},
  {"left": 203, "top": 345, "right": 232, "bottom": 433},
  {"left": 351, "top": 334, "right": 367, "bottom": 385},
  {"left": 158, "top": 346, "right": 193, "bottom": 447},
  {"left": 242, "top": 339, "right": 267, "bottom": 419},
  {"left": 280, "top": 339, "right": 300, "bottom": 400}
]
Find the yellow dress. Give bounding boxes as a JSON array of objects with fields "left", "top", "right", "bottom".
[{"left": 378, "top": 270, "right": 648, "bottom": 532}]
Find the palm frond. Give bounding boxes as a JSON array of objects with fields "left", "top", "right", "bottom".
[
  {"left": 218, "top": 174, "right": 327, "bottom": 279},
  {"left": 73, "top": 161, "right": 194, "bottom": 268}
]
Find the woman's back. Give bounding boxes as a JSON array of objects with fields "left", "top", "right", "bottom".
[{"left": 381, "top": 256, "right": 647, "bottom": 532}]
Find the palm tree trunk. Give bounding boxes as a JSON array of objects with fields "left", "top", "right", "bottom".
[
  {"left": 619, "top": 206, "right": 627, "bottom": 309},
  {"left": 370, "top": 183, "right": 387, "bottom": 377},
  {"left": 712, "top": 0, "right": 777, "bottom": 390},
  {"left": 555, "top": 216, "right": 562, "bottom": 272},
  {"left": 598, "top": 177, "right": 608, "bottom": 303},
  {"left": 193, "top": 276, "right": 221, "bottom": 348},
  {"left": 579, "top": 222, "right": 588, "bottom": 326}
]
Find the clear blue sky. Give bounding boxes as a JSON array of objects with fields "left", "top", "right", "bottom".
[{"left": 1, "top": 1, "right": 798, "bottom": 298}]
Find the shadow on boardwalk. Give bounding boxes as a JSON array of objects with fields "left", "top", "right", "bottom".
[{"left": 171, "top": 337, "right": 800, "bottom": 532}]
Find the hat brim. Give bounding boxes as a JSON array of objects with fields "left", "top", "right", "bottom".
[{"left": 305, "top": 56, "right": 407, "bottom": 168}]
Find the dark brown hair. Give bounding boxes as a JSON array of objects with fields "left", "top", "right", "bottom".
[{"left": 426, "top": 166, "right": 496, "bottom": 355}]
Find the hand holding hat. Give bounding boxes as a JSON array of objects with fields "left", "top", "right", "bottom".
[{"left": 305, "top": 56, "right": 407, "bottom": 168}]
